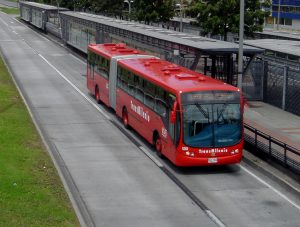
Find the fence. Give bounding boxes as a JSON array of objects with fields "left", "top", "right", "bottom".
[
  {"left": 239, "top": 57, "right": 300, "bottom": 117},
  {"left": 244, "top": 123, "right": 300, "bottom": 174}
]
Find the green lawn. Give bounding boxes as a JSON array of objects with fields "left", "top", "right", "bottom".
[
  {"left": 0, "top": 6, "right": 20, "bottom": 14},
  {"left": 0, "top": 56, "right": 80, "bottom": 226}
]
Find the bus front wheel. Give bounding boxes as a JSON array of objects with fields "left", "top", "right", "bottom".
[
  {"left": 122, "top": 108, "right": 130, "bottom": 129},
  {"left": 154, "top": 135, "right": 163, "bottom": 158}
]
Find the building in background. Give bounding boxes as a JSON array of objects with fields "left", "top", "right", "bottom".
[{"left": 271, "top": 0, "right": 300, "bottom": 30}]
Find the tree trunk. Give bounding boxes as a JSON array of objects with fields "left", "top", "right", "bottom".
[{"left": 224, "top": 27, "right": 228, "bottom": 41}]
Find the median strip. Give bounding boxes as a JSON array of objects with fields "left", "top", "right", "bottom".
[{"left": 0, "top": 54, "right": 80, "bottom": 226}]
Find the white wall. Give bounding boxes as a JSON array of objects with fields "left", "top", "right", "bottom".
[{"left": 292, "top": 19, "right": 300, "bottom": 30}]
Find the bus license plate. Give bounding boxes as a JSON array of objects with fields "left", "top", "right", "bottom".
[{"left": 208, "top": 158, "right": 218, "bottom": 163}]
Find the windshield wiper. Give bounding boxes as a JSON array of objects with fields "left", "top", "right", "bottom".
[
  {"left": 217, "top": 104, "right": 228, "bottom": 122},
  {"left": 194, "top": 103, "right": 209, "bottom": 119}
]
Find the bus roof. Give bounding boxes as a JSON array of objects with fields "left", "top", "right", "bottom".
[
  {"left": 118, "top": 58, "right": 239, "bottom": 94},
  {"left": 88, "top": 43, "right": 146, "bottom": 59}
]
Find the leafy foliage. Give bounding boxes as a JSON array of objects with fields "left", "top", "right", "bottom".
[
  {"left": 39, "top": 0, "right": 124, "bottom": 16},
  {"left": 188, "top": 0, "right": 270, "bottom": 40},
  {"left": 132, "top": 0, "right": 176, "bottom": 24}
]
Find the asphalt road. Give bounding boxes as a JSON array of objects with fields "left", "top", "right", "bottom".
[
  {"left": 0, "top": 11, "right": 299, "bottom": 227},
  {"left": 0, "top": 0, "right": 18, "bottom": 8}
]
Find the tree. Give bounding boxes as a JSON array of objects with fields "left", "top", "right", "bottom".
[
  {"left": 89, "top": 0, "right": 124, "bottom": 16},
  {"left": 187, "top": 0, "right": 270, "bottom": 41},
  {"left": 39, "top": 0, "right": 124, "bottom": 16},
  {"left": 133, "top": 0, "right": 176, "bottom": 24}
]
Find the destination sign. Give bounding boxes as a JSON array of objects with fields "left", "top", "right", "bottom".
[{"left": 181, "top": 91, "right": 240, "bottom": 104}]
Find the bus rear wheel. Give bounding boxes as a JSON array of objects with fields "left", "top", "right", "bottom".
[
  {"left": 122, "top": 108, "right": 130, "bottom": 129},
  {"left": 95, "top": 87, "right": 100, "bottom": 103}
]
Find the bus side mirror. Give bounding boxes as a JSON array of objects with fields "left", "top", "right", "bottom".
[{"left": 170, "top": 101, "right": 177, "bottom": 124}]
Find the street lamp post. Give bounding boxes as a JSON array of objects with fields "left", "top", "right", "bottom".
[
  {"left": 176, "top": 1, "right": 183, "bottom": 32},
  {"left": 124, "top": 0, "right": 132, "bottom": 15},
  {"left": 237, "top": 0, "right": 245, "bottom": 90},
  {"left": 277, "top": 0, "right": 281, "bottom": 30},
  {"left": 180, "top": 0, "right": 183, "bottom": 32}
]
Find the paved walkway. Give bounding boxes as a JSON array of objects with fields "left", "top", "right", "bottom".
[{"left": 244, "top": 101, "right": 300, "bottom": 168}]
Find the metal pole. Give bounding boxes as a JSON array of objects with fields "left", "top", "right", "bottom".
[
  {"left": 128, "top": 1, "right": 131, "bottom": 15},
  {"left": 277, "top": 0, "right": 281, "bottom": 30},
  {"left": 282, "top": 66, "right": 288, "bottom": 110},
  {"left": 237, "top": 0, "right": 245, "bottom": 90},
  {"left": 180, "top": 0, "right": 183, "bottom": 32}
]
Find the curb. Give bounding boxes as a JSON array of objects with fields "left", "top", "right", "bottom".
[{"left": 242, "top": 152, "right": 300, "bottom": 196}]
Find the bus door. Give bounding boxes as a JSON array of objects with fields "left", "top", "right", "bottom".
[
  {"left": 87, "top": 52, "right": 95, "bottom": 93},
  {"left": 168, "top": 95, "right": 180, "bottom": 153}
]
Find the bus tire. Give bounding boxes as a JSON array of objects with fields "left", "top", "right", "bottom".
[
  {"left": 95, "top": 86, "right": 100, "bottom": 103},
  {"left": 154, "top": 134, "right": 163, "bottom": 158},
  {"left": 122, "top": 108, "right": 130, "bottom": 129}
]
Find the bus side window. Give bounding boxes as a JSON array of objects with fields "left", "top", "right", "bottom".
[
  {"left": 88, "top": 51, "right": 95, "bottom": 66},
  {"left": 145, "top": 93, "right": 155, "bottom": 109},
  {"left": 117, "top": 66, "right": 122, "bottom": 88},
  {"left": 122, "top": 68, "right": 130, "bottom": 93},
  {"left": 155, "top": 99, "right": 167, "bottom": 117},
  {"left": 144, "top": 80, "right": 155, "bottom": 109},
  {"left": 104, "top": 58, "right": 110, "bottom": 78},
  {"left": 128, "top": 71, "right": 135, "bottom": 96},
  {"left": 135, "top": 75, "right": 144, "bottom": 103},
  {"left": 155, "top": 87, "right": 168, "bottom": 117}
]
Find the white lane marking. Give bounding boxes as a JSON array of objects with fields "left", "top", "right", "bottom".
[
  {"left": 69, "top": 53, "right": 86, "bottom": 64},
  {"left": 206, "top": 210, "right": 226, "bottom": 227},
  {"left": 10, "top": 15, "right": 86, "bottom": 72},
  {"left": 240, "top": 165, "right": 300, "bottom": 210},
  {"left": 139, "top": 146, "right": 163, "bottom": 168},
  {"left": 12, "top": 17, "right": 49, "bottom": 42},
  {"left": 13, "top": 17, "right": 23, "bottom": 25},
  {"left": 37, "top": 54, "right": 111, "bottom": 120},
  {"left": 0, "top": 15, "right": 9, "bottom": 26}
]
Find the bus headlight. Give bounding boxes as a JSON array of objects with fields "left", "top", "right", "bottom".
[{"left": 231, "top": 149, "right": 239, "bottom": 155}]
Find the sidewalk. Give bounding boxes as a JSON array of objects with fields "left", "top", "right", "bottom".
[{"left": 244, "top": 101, "right": 300, "bottom": 171}]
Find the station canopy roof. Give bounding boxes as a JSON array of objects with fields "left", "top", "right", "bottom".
[
  {"left": 21, "top": 1, "right": 68, "bottom": 11},
  {"left": 244, "top": 39, "right": 300, "bottom": 57},
  {"left": 60, "top": 11, "right": 263, "bottom": 55},
  {"left": 257, "top": 29, "right": 300, "bottom": 41}
]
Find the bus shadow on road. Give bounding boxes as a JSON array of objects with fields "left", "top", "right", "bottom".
[{"left": 164, "top": 159, "right": 241, "bottom": 176}]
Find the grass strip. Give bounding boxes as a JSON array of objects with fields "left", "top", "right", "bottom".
[
  {"left": 0, "top": 55, "right": 80, "bottom": 226},
  {"left": 0, "top": 6, "right": 19, "bottom": 14}
]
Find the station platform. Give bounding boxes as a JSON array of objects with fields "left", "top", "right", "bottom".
[{"left": 244, "top": 101, "right": 300, "bottom": 172}]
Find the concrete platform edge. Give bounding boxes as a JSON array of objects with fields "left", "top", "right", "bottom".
[{"left": 242, "top": 152, "right": 300, "bottom": 197}]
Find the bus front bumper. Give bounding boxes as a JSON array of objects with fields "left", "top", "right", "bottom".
[{"left": 173, "top": 153, "right": 242, "bottom": 167}]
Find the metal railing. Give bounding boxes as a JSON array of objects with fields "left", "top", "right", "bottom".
[{"left": 244, "top": 123, "right": 300, "bottom": 174}]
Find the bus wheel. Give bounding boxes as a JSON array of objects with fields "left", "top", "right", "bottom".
[
  {"left": 95, "top": 87, "right": 100, "bottom": 103},
  {"left": 122, "top": 108, "right": 130, "bottom": 129},
  {"left": 155, "top": 135, "right": 163, "bottom": 158}
]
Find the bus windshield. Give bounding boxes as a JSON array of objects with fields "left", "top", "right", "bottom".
[{"left": 181, "top": 91, "right": 242, "bottom": 147}]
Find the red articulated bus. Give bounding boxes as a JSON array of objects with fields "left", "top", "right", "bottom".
[{"left": 87, "top": 43, "right": 244, "bottom": 166}]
